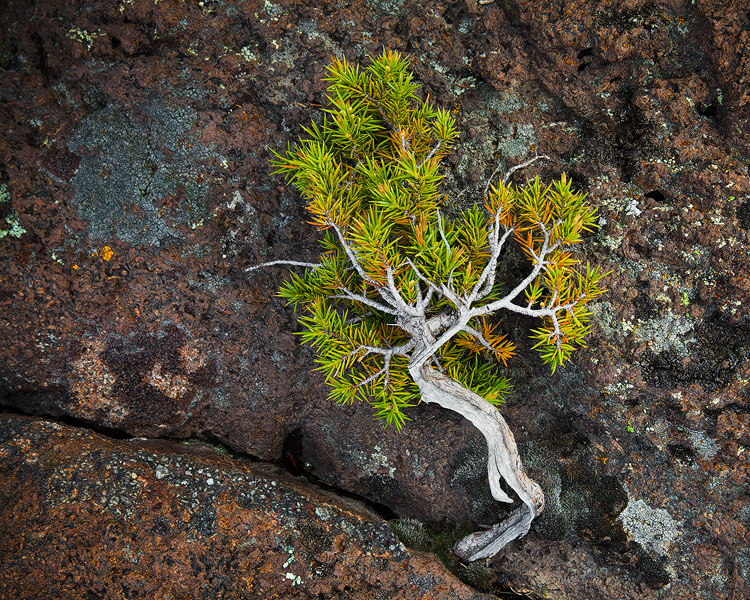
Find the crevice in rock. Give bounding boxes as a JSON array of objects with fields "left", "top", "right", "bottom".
[
  {"left": 0, "top": 404, "right": 132, "bottom": 441},
  {"left": 278, "top": 426, "right": 399, "bottom": 521}
]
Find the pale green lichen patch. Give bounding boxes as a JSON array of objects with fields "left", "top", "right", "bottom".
[
  {"left": 0, "top": 185, "right": 26, "bottom": 239},
  {"left": 687, "top": 428, "right": 720, "bottom": 460},
  {"left": 633, "top": 311, "right": 695, "bottom": 356},
  {"left": 68, "top": 101, "right": 222, "bottom": 246},
  {"left": 619, "top": 496, "right": 681, "bottom": 556}
]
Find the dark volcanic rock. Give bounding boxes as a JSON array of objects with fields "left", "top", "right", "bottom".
[
  {"left": 1, "top": 0, "right": 749, "bottom": 599},
  {"left": 0, "top": 414, "right": 490, "bottom": 600}
]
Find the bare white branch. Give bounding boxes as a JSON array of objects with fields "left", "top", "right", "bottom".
[
  {"left": 326, "top": 218, "right": 432, "bottom": 319},
  {"left": 344, "top": 310, "right": 375, "bottom": 326},
  {"left": 524, "top": 292, "right": 586, "bottom": 355},
  {"left": 245, "top": 259, "right": 320, "bottom": 273},
  {"left": 420, "top": 139, "right": 443, "bottom": 168},
  {"left": 422, "top": 283, "right": 436, "bottom": 309},
  {"left": 441, "top": 268, "right": 463, "bottom": 308},
  {"left": 471, "top": 220, "right": 559, "bottom": 317},
  {"left": 482, "top": 154, "right": 551, "bottom": 198},
  {"left": 468, "top": 224, "right": 514, "bottom": 304},
  {"left": 330, "top": 289, "right": 399, "bottom": 315},
  {"left": 483, "top": 162, "right": 506, "bottom": 199},
  {"left": 500, "top": 154, "right": 551, "bottom": 186},
  {"left": 460, "top": 324, "right": 496, "bottom": 355},
  {"left": 404, "top": 258, "right": 444, "bottom": 300},
  {"left": 386, "top": 264, "right": 420, "bottom": 317},
  {"left": 328, "top": 219, "right": 379, "bottom": 287},
  {"left": 348, "top": 338, "right": 417, "bottom": 390},
  {"left": 436, "top": 210, "right": 452, "bottom": 259},
  {"left": 412, "top": 274, "right": 425, "bottom": 312},
  {"left": 349, "top": 338, "right": 416, "bottom": 362}
]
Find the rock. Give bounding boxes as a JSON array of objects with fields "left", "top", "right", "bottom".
[
  {"left": 1, "top": 0, "right": 749, "bottom": 598},
  {"left": 0, "top": 414, "right": 490, "bottom": 600}
]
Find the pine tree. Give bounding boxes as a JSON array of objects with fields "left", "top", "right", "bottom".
[{"left": 250, "top": 50, "right": 607, "bottom": 561}]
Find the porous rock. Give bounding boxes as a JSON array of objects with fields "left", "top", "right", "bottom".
[
  {"left": 1, "top": 0, "right": 749, "bottom": 598},
  {"left": 0, "top": 414, "right": 489, "bottom": 600}
]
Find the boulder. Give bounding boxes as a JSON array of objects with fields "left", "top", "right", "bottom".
[{"left": 0, "top": 414, "right": 490, "bottom": 600}]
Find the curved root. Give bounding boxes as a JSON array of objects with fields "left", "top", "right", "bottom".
[{"left": 410, "top": 364, "right": 544, "bottom": 562}]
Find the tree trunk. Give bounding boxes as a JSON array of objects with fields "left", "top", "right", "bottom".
[{"left": 409, "top": 363, "right": 544, "bottom": 562}]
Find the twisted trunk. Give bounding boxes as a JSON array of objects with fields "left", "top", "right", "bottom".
[{"left": 409, "top": 363, "right": 544, "bottom": 562}]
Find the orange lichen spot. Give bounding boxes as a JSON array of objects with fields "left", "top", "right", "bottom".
[
  {"left": 72, "top": 264, "right": 79, "bottom": 270},
  {"left": 101, "top": 246, "right": 114, "bottom": 261}
]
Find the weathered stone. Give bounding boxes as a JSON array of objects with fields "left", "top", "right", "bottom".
[
  {"left": 0, "top": 414, "right": 490, "bottom": 600},
  {"left": 1, "top": 0, "right": 749, "bottom": 598}
]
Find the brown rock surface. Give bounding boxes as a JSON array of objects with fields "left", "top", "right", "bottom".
[
  {"left": 0, "top": 414, "right": 490, "bottom": 600},
  {"left": 1, "top": 0, "right": 749, "bottom": 599}
]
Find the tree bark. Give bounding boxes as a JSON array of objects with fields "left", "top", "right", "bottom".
[{"left": 409, "top": 363, "right": 544, "bottom": 562}]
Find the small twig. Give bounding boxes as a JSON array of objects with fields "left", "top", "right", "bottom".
[
  {"left": 327, "top": 219, "right": 382, "bottom": 291},
  {"left": 501, "top": 154, "right": 551, "bottom": 186},
  {"left": 436, "top": 210, "right": 452, "bottom": 259},
  {"left": 385, "top": 264, "right": 420, "bottom": 317},
  {"left": 483, "top": 155, "right": 552, "bottom": 198},
  {"left": 347, "top": 339, "right": 416, "bottom": 389},
  {"left": 473, "top": 219, "right": 555, "bottom": 315},
  {"left": 468, "top": 224, "right": 514, "bottom": 304},
  {"left": 344, "top": 310, "right": 374, "bottom": 325},
  {"left": 483, "top": 162, "right": 506, "bottom": 199},
  {"left": 245, "top": 260, "right": 319, "bottom": 272},
  {"left": 330, "top": 289, "right": 399, "bottom": 316},
  {"left": 420, "top": 139, "right": 443, "bottom": 168},
  {"left": 363, "top": 91, "right": 397, "bottom": 130},
  {"left": 404, "top": 258, "right": 443, "bottom": 299},
  {"left": 400, "top": 130, "right": 410, "bottom": 154},
  {"left": 461, "top": 324, "right": 496, "bottom": 355}
]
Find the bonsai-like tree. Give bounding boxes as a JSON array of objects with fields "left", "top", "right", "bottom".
[{"left": 250, "top": 50, "right": 607, "bottom": 561}]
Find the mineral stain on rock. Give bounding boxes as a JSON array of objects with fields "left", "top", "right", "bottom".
[{"left": 66, "top": 322, "right": 223, "bottom": 433}]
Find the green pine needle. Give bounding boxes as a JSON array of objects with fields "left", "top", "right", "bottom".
[{"left": 267, "top": 51, "right": 606, "bottom": 428}]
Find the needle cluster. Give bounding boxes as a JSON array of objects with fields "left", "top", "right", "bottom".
[{"left": 266, "top": 50, "right": 607, "bottom": 430}]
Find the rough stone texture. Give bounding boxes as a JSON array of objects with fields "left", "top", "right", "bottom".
[
  {"left": 0, "top": 414, "right": 490, "bottom": 600},
  {"left": 1, "top": 0, "right": 749, "bottom": 599}
]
